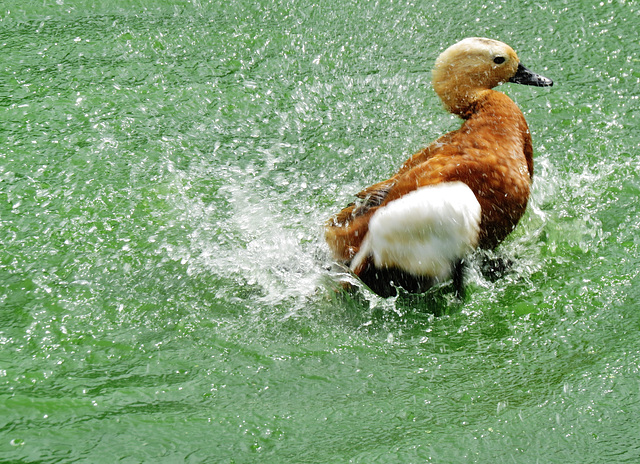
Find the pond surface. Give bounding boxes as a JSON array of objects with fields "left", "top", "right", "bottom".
[{"left": 2, "top": 0, "right": 640, "bottom": 462}]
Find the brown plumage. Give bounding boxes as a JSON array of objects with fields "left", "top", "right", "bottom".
[{"left": 325, "top": 38, "right": 552, "bottom": 296}]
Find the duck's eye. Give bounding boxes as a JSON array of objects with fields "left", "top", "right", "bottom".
[{"left": 493, "top": 56, "right": 506, "bottom": 64}]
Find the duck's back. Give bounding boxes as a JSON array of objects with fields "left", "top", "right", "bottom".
[
  {"left": 325, "top": 90, "right": 534, "bottom": 260},
  {"left": 391, "top": 90, "right": 534, "bottom": 248}
]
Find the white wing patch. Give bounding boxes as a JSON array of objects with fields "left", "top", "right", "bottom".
[{"left": 351, "top": 182, "right": 482, "bottom": 280}]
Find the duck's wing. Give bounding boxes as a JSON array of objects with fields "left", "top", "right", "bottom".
[
  {"left": 326, "top": 178, "right": 396, "bottom": 229},
  {"left": 339, "top": 134, "right": 458, "bottom": 218},
  {"left": 354, "top": 179, "right": 396, "bottom": 209},
  {"left": 324, "top": 179, "right": 394, "bottom": 261},
  {"left": 351, "top": 181, "right": 481, "bottom": 273},
  {"left": 325, "top": 136, "right": 459, "bottom": 262},
  {"left": 396, "top": 132, "right": 457, "bottom": 175}
]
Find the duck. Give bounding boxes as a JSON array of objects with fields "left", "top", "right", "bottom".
[{"left": 325, "top": 37, "right": 553, "bottom": 298}]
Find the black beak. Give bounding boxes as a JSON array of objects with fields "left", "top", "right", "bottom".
[{"left": 509, "top": 63, "right": 553, "bottom": 87}]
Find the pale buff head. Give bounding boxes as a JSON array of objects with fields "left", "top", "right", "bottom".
[{"left": 432, "top": 38, "right": 524, "bottom": 115}]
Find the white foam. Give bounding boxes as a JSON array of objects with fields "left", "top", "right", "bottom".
[{"left": 160, "top": 157, "right": 328, "bottom": 309}]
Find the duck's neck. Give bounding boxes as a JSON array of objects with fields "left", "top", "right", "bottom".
[
  {"left": 434, "top": 84, "right": 492, "bottom": 119},
  {"left": 460, "top": 89, "right": 527, "bottom": 126}
]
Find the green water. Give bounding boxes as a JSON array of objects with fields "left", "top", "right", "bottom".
[{"left": 2, "top": 0, "right": 640, "bottom": 462}]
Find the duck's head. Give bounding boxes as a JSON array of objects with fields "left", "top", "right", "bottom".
[{"left": 432, "top": 37, "right": 553, "bottom": 116}]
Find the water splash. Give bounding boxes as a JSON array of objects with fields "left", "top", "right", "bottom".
[{"left": 158, "top": 152, "right": 330, "bottom": 311}]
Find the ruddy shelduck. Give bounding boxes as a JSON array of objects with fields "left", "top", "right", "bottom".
[{"left": 325, "top": 37, "right": 553, "bottom": 297}]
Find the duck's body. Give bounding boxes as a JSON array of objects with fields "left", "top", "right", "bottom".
[{"left": 325, "top": 38, "right": 552, "bottom": 297}]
